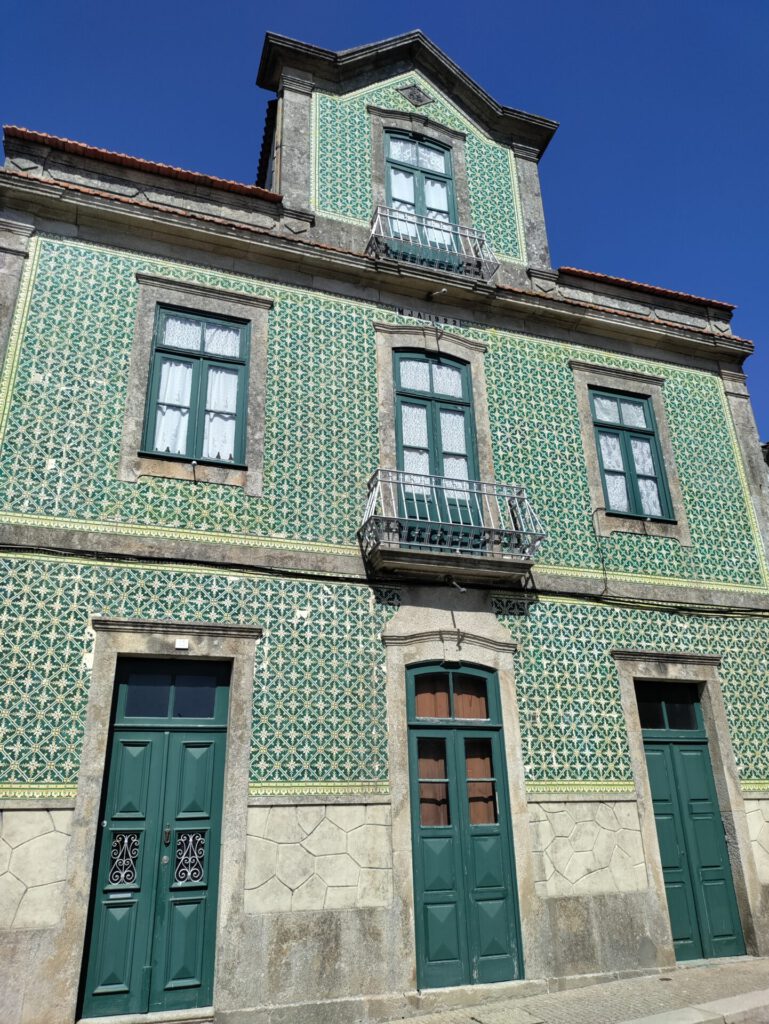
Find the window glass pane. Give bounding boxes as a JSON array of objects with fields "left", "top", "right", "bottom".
[
  {"left": 666, "top": 686, "right": 699, "bottom": 730},
  {"left": 389, "top": 137, "right": 417, "bottom": 164},
  {"left": 465, "top": 739, "right": 497, "bottom": 825},
  {"left": 599, "top": 433, "right": 624, "bottom": 472},
  {"left": 638, "top": 478, "right": 662, "bottom": 517},
  {"left": 594, "top": 395, "right": 620, "bottom": 423},
  {"left": 621, "top": 401, "right": 647, "bottom": 429},
  {"left": 390, "top": 167, "right": 415, "bottom": 205},
  {"left": 424, "top": 178, "right": 449, "bottom": 213},
  {"left": 631, "top": 438, "right": 655, "bottom": 477},
  {"left": 124, "top": 673, "right": 171, "bottom": 717},
  {"left": 204, "top": 324, "right": 240, "bottom": 358},
  {"left": 636, "top": 693, "right": 665, "bottom": 729},
  {"left": 173, "top": 674, "right": 216, "bottom": 718},
  {"left": 443, "top": 455, "right": 469, "bottom": 485},
  {"left": 202, "top": 366, "right": 238, "bottom": 462},
  {"left": 401, "top": 403, "right": 429, "bottom": 448},
  {"left": 605, "top": 472, "right": 629, "bottom": 512},
  {"left": 415, "top": 673, "right": 450, "bottom": 718},
  {"left": 418, "top": 737, "right": 450, "bottom": 826},
  {"left": 400, "top": 359, "right": 431, "bottom": 392},
  {"left": 154, "top": 359, "right": 193, "bottom": 455},
  {"left": 432, "top": 363, "right": 463, "bottom": 398},
  {"left": 163, "top": 315, "right": 202, "bottom": 351},
  {"left": 453, "top": 674, "right": 488, "bottom": 719},
  {"left": 440, "top": 410, "right": 467, "bottom": 454},
  {"left": 418, "top": 145, "right": 446, "bottom": 173}
]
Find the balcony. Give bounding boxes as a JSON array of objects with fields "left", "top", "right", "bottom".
[
  {"left": 365, "top": 206, "right": 500, "bottom": 281},
  {"left": 358, "top": 469, "right": 546, "bottom": 583}
]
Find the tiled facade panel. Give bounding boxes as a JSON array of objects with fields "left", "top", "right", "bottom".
[
  {"left": 0, "top": 237, "right": 764, "bottom": 591},
  {"left": 496, "top": 596, "right": 769, "bottom": 789},
  {"left": 0, "top": 555, "right": 396, "bottom": 797},
  {"left": 313, "top": 73, "right": 525, "bottom": 260},
  {"left": 1, "top": 553, "right": 769, "bottom": 799}
]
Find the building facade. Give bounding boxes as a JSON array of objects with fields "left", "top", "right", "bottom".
[{"left": 1, "top": 30, "right": 769, "bottom": 1024}]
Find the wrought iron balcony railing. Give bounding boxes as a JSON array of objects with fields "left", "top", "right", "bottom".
[
  {"left": 358, "top": 469, "right": 546, "bottom": 581},
  {"left": 366, "top": 206, "right": 500, "bottom": 281}
]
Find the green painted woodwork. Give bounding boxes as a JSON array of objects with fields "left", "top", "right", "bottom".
[
  {"left": 81, "top": 660, "right": 228, "bottom": 1018},
  {"left": 590, "top": 388, "right": 673, "bottom": 521},
  {"left": 0, "top": 237, "right": 765, "bottom": 591},
  {"left": 142, "top": 307, "right": 249, "bottom": 466},
  {"left": 639, "top": 684, "right": 744, "bottom": 960},
  {"left": 394, "top": 351, "right": 481, "bottom": 541},
  {"left": 312, "top": 73, "right": 525, "bottom": 260},
  {"left": 407, "top": 665, "right": 522, "bottom": 989}
]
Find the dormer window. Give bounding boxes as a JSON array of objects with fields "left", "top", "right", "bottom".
[{"left": 386, "top": 133, "right": 456, "bottom": 245}]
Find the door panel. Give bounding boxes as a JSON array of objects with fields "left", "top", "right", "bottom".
[
  {"left": 410, "top": 726, "right": 520, "bottom": 989},
  {"left": 82, "top": 662, "right": 229, "bottom": 1020},
  {"left": 644, "top": 740, "right": 744, "bottom": 961},
  {"left": 149, "top": 731, "right": 225, "bottom": 1011}
]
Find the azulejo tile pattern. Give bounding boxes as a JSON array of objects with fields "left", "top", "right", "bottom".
[
  {"left": 0, "top": 237, "right": 763, "bottom": 591},
  {"left": 0, "top": 554, "right": 397, "bottom": 796},
  {"left": 313, "top": 73, "right": 525, "bottom": 260},
  {"left": 495, "top": 596, "right": 769, "bottom": 787}
]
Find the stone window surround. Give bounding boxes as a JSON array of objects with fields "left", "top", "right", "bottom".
[
  {"left": 373, "top": 321, "right": 494, "bottom": 481},
  {"left": 367, "top": 106, "right": 472, "bottom": 228},
  {"left": 611, "top": 649, "right": 769, "bottom": 958},
  {"left": 33, "top": 617, "right": 263, "bottom": 1024},
  {"left": 118, "top": 273, "right": 272, "bottom": 495},
  {"left": 570, "top": 359, "right": 691, "bottom": 545}
]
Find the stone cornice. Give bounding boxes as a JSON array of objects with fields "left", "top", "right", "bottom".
[
  {"left": 366, "top": 105, "right": 466, "bottom": 142},
  {"left": 135, "top": 273, "right": 274, "bottom": 310},
  {"left": 611, "top": 649, "right": 722, "bottom": 667},
  {"left": 0, "top": 171, "right": 753, "bottom": 365},
  {"left": 568, "top": 359, "right": 666, "bottom": 387},
  {"left": 91, "top": 616, "right": 263, "bottom": 640},
  {"left": 381, "top": 628, "right": 517, "bottom": 654},
  {"left": 372, "top": 320, "right": 487, "bottom": 353}
]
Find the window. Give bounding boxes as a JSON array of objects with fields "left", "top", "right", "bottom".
[
  {"left": 142, "top": 307, "right": 249, "bottom": 465},
  {"left": 590, "top": 387, "right": 673, "bottom": 521},
  {"left": 386, "top": 132, "right": 456, "bottom": 247}
]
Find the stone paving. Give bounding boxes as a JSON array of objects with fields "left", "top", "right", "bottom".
[{"left": 390, "top": 959, "right": 769, "bottom": 1024}]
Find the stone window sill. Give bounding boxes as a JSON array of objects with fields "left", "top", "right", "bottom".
[{"left": 121, "top": 453, "right": 249, "bottom": 490}]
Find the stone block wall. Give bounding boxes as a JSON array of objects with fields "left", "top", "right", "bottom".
[
  {"left": 529, "top": 800, "right": 647, "bottom": 898},
  {"left": 744, "top": 798, "right": 769, "bottom": 883},
  {"left": 244, "top": 803, "right": 393, "bottom": 912},
  {"left": 0, "top": 808, "right": 72, "bottom": 929}
]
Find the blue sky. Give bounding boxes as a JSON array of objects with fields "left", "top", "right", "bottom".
[{"left": 3, "top": 0, "right": 767, "bottom": 438}]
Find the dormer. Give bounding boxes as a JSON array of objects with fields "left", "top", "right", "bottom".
[{"left": 256, "top": 32, "right": 558, "bottom": 288}]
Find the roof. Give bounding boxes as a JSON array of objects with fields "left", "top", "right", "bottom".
[
  {"left": 3, "top": 126, "right": 282, "bottom": 204},
  {"left": 257, "top": 31, "right": 558, "bottom": 157},
  {"left": 559, "top": 266, "right": 735, "bottom": 312}
]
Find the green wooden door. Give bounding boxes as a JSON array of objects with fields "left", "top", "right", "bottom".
[
  {"left": 637, "top": 682, "right": 745, "bottom": 961},
  {"left": 81, "top": 660, "right": 229, "bottom": 1018},
  {"left": 408, "top": 666, "right": 522, "bottom": 989}
]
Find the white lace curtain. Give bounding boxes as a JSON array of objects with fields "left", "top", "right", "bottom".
[
  {"left": 202, "top": 367, "right": 239, "bottom": 462},
  {"left": 154, "top": 359, "right": 192, "bottom": 454}
]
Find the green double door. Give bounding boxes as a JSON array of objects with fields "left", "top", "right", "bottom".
[
  {"left": 81, "top": 659, "right": 229, "bottom": 1018},
  {"left": 638, "top": 682, "right": 744, "bottom": 961},
  {"left": 408, "top": 665, "right": 522, "bottom": 989}
]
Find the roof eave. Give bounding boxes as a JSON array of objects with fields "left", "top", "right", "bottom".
[{"left": 257, "top": 31, "right": 558, "bottom": 156}]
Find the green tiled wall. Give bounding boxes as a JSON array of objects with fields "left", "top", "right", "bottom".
[
  {"left": 495, "top": 596, "right": 769, "bottom": 789},
  {"left": 313, "top": 72, "right": 525, "bottom": 260},
  {"left": 0, "top": 236, "right": 764, "bottom": 592}
]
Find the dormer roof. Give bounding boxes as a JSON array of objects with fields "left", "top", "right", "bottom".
[{"left": 256, "top": 31, "right": 558, "bottom": 157}]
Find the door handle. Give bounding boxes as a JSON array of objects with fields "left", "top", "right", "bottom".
[{"left": 163, "top": 824, "right": 171, "bottom": 846}]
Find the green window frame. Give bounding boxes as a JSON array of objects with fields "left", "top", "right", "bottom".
[
  {"left": 385, "top": 131, "right": 458, "bottom": 231},
  {"left": 590, "top": 387, "right": 674, "bottom": 521},
  {"left": 142, "top": 306, "right": 250, "bottom": 466}
]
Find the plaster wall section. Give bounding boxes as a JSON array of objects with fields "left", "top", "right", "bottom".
[
  {"left": 745, "top": 798, "right": 769, "bottom": 884},
  {"left": 529, "top": 800, "right": 647, "bottom": 898},
  {"left": 244, "top": 802, "right": 393, "bottom": 911},
  {"left": 0, "top": 808, "right": 73, "bottom": 930}
]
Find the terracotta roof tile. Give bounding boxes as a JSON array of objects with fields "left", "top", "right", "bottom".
[
  {"left": 3, "top": 125, "right": 282, "bottom": 203},
  {"left": 559, "top": 266, "right": 734, "bottom": 312}
]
